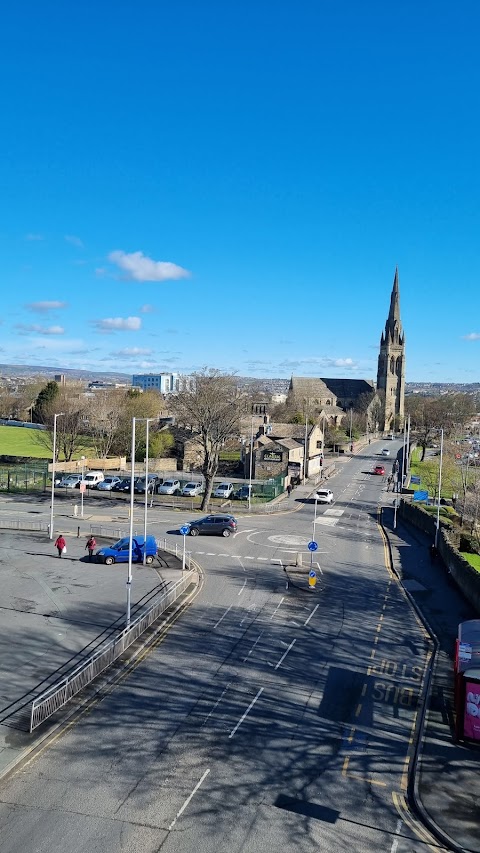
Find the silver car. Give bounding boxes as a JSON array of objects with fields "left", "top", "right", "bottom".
[
  {"left": 181, "top": 482, "right": 204, "bottom": 497},
  {"left": 158, "top": 479, "right": 181, "bottom": 495}
]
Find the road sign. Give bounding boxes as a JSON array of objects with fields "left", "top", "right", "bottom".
[
  {"left": 79, "top": 483, "right": 86, "bottom": 493},
  {"left": 308, "top": 570, "right": 317, "bottom": 589},
  {"left": 309, "top": 569, "right": 316, "bottom": 578},
  {"left": 410, "top": 475, "right": 421, "bottom": 484},
  {"left": 180, "top": 525, "right": 190, "bottom": 536},
  {"left": 308, "top": 540, "right": 318, "bottom": 552},
  {"left": 413, "top": 490, "right": 429, "bottom": 502}
]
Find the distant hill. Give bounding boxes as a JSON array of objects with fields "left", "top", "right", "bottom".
[{"left": 0, "top": 363, "right": 131, "bottom": 383}]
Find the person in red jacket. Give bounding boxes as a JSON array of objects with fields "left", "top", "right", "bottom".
[
  {"left": 85, "top": 535, "right": 96, "bottom": 562},
  {"left": 54, "top": 535, "right": 66, "bottom": 558}
]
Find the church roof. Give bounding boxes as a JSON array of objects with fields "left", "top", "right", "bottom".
[
  {"left": 288, "top": 377, "right": 333, "bottom": 401},
  {"left": 320, "top": 378, "right": 375, "bottom": 400}
]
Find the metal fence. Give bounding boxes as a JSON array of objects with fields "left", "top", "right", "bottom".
[
  {"left": 0, "top": 518, "right": 50, "bottom": 532},
  {"left": 30, "top": 569, "right": 196, "bottom": 731}
]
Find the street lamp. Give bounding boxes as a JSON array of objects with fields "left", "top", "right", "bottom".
[
  {"left": 143, "top": 418, "right": 154, "bottom": 565},
  {"left": 80, "top": 455, "right": 86, "bottom": 518},
  {"left": 126, "top": 417, "right": 137, "bottom": 628},
  {"left": 248, "top": 413, "right": 254, "bottom": 511},
  {"left": 49, "top": 412, "right": 65, "bottom": 539},
  {"left": 434, "top": 428, "right": 444, "bottom": 549}
]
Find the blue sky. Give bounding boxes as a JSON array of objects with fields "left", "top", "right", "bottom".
[{"left": 0, "top": 1, "right": 479, "bottom": 383}]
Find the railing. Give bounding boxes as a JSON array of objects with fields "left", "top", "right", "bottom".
[
  {"left": 0, "top": 518, "right": 50, "bottom": 532},
  {"left": 30, "top": 570, "right": 196, "bottom": 731}
]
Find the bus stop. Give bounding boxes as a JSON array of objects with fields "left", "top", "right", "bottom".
[{"left": 454, "top": 620, "right": 480, "bottom": 742}]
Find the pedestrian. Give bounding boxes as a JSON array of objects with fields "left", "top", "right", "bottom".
[
  {"left": 387, "top": 475, "right": 392, "bottom": 491},
  {"left": 286, "top": 483, "right": 292, "bottom": 497},
  {"left": 54, "top": 534, "right": 66, "bottom": 558},
  {"left": 85, "top": 535, "right": 97, "bottom": 562},
  {"left": 429, "top": 543, "right": 437, "bottom": 563}
]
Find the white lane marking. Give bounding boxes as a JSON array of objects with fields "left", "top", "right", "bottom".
[
  {"left": 275, "top": 638, "right": 296, "bottom": 670},
  {"left": 207, "top": 552, "right": 216, "bottom": 556},
  {"left": 324, "top": 508, "right": 344, "bottom": 516},
  {"left": 389, "top": 818, "right": 403, "bottom": 853},
  {"left": 270, "top": 597, "right": 285, "bottom": 619},
  {"left": 235, "top": 528, "right": 256, "bottom": 535},
  {"left": 238, "top": 578, "right": 247, "bottom": 595},
  {"left": 213, "top": 604, "right": 233, "bottom": 628},
  {"left": 243, "top": 631, "right": 264, "bottom": 662},
  {"left": 196, "top": 551, "right": 205, "bottom": 554},
  {"left": 244, "top": 555, "right": 255, "bottom": 560},
  {"left": 315, "top": 517, "right": 339, "bottom": 526},
  {"left": 228, "top": 687, "right": 264, "bottom": 738},
  {"left": 218, "top": 553, "right": 228, "bottom": 557},
  {"left": 231, "top": 555, "right": 242, "bottom": 559},
  {"left": 201, "top": 683, "right": 232, "bottom": 728},
  {"left": 257, "top": 557, "right": 268, "bottom": 561},
  {"left": 304, "top": 604, "right": 319, "bottom": 626},
  {"left": 168, "top": 768, "right": 210, "bottom": 831}
]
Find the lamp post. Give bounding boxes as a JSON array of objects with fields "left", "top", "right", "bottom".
[
  {"left": 349, "top": 408, "right": 353, "bottom": 452},
  {"left": 126, "top": 417, "right": 136, "bottom": 628},
  {"left": 303, "top": 409, "right": 309, "bottom": 485},
  {"left": 143, "top": 418, "right": 154, "bottom": 565},
  {"left": 49, "top": 412, "right": 65, "bottom": 539},
  {"left": 248, "top": 413, "right": 254, "bottom": 511},
  {"left": 435, "top": 428, "right": 444, "bottom": 549},
  {"left": 80, "top": 455, "right": 85, "bottom": 518}
]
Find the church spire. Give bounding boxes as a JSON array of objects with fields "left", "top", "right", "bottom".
[{"left": 384, "top": 267, "right": 403, "bottom": 343}]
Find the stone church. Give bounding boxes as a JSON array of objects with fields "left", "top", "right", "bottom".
[{"left": 287, "top": 269, "right": 406, "bottom": 433}]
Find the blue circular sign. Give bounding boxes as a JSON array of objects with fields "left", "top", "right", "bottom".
[
  {"left": 307, "top": 540, "right": 318, "bottom": 552},
  {"left": 309, "top": 569, "right": 317, "bottom": 578},
  {"left": 180, "top": 525, "right": 190, "bottom": 536}
]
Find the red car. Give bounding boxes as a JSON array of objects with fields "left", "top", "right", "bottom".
[{"left": 374, "top": 465, "right": 385, "bottom": 475}]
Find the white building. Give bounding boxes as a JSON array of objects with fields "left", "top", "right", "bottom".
[{"left": 132, "top": 373, "right": 179, "bottom": 394}]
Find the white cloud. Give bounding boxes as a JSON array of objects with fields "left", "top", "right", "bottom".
[
  {"left": 16, "top": 323, "right": 65, "bottom": 335},
  {"left": 108, "top": 250, "right": 191, "bottom": 282},
  {"left": 462, "top": 332, "right": 480, "bottom": 341},
  {"left": 141, "top": 303, "right": 155, "bottom": 313},
  {"left": 277, "top": 356, "right": 359, "bottom": 372},
  {"left": 25, "top": 300, "right": 68, "bottom": 313},
  {"left": 111, "top": 347, "right": 153, "bottom": 357},
  {"left": 65, "top": 234, "right": 84, "bottom": 248},
  {"left": 25, "top": 233, "right": 44, "bottom": 241},
  {"left": 94, "top": 316, "right": 142, "bottom": 332}
]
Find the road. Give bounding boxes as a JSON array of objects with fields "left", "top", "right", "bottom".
[{"left": 0, "top": 442, "right": 438, "bottom": 852}]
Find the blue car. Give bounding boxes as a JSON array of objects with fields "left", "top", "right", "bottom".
[{"left": 96, "top": 535, "right": 158, "bottom": 565}]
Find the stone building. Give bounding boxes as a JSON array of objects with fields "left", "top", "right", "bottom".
[{"left": 376, "top": 268, "right": 405, "bottom": 431}]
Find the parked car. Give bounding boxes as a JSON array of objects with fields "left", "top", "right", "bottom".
[
  {"left": 181, "top": 482, "right": 204, "bottom": 497},
  {"left": 97, "top": 476, "right": 122, "bottom": 491},
  {"left": 58, "top": 474, "right": 83, "bottom": 489},
  {"left": 373, "top": 465, "right": 385, "bottom": 475},
  {"left": 381, "top": 448, "right": 390, "bottom": 456},
  {"left": 135, "top": 474, "right": 162, "bottom": 494},
  {"left": 213, "top": 482, "right": 234, "bottom": 499},
  {"left": 157, "top": 479, "right": 181, "bottom": 495},
  {"left": 96, "top": 534, "right": 158, "bottom": 565},
  {"left": 53, "top": 472, "right": 65, "bottom": 486},
  {"left": 187, "top": 515, "right": 237, "bottom": 537},
  {"left": 112, "top": 478, "right": 131, "bottom": 492},
  {"left": 315, "top": 488, "right": 333, "bottom": 503},
  {"left": 233, "top": 484, "right": 255, "bottom": 500},
  {"left": 81, "top": 471, "right": 105, "bottom": 488}
]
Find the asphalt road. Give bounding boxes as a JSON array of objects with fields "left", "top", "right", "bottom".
[{"left": 0, "top": 443, "right": 438, "bottom": 852}]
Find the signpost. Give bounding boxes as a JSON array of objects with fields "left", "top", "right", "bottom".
[
  {"left": 410, "top": 475, "right": 421, "bottom": 485},
  {"left": 308, "top": 540, "right": 318, "bottom": 572},
  {"left": 308, "top": 569, "right": 317, "bottom": 590},
  {"left": 180, "top": 525, "right": 190, "bottom": 572},
  {"left": 413, "top": 490, "right": 429, "bottom": 503}
]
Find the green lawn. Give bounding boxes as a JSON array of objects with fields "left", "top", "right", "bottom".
[
  {"left": 461, "top": 553, "right": 480, "bottom": 573},
  {"left": 0, "top": 425, "right": 95, "bottom": 460}
]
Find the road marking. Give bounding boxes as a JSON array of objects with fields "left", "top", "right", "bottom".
[
  {"left": 270, "top": 597, "right": 285, "bottom": 619},
  {"left": 207, "top": 552, "right": 216, "bottom": 556},
  {"left": 231, "top": 555, "right": 241, "bottom": 559},
  {"left": 303, "top": 603, "right": 319, "bottom": 626},
  {"left": 168, "top": 768, "right": 210, "bottom": 830},
  {"left": 275, "top": 638, "right": 296, "bottom": 670},
  {"left": 238, "top": 578, "right": 247, "bottom": 595},
  {"left": 201, "top": 683, "right": 232, "bottom": 727},
  {"left": 257, "top": 557, "right": 268, "bottom": 561},
  {"left": 243, "top": 631, "right": 264, "bottom": 662},
  {"left": 228, "top": 687, "right": 264, "bottom": 738},
  {"left": 213, "top": 604, "right": 233, "bottom": 628},
  {"left": 389, "top": 818, "right": 403, "bottom": 853},
  {"left": 392, "top": 792, "right": 445, "bottom": 851}
]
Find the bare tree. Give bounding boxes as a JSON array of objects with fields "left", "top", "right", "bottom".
[
  {"left": 169, "top": 369, "right": 245, "bottom": 510},
  {"left": 87, "top": 390, "right": 126, "bottom": 459}
]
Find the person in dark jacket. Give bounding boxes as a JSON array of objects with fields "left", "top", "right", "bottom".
[
  {"left": 54, "top": 535, "right": 66, "bottom": 558},
  {"left": 85, "top": 536, "right": 97, "bottom": 562}
]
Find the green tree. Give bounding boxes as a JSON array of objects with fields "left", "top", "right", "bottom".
[
  {"left": 32, "top": 381, "right": 59, "bottom": 423},
  {"left": 168, "top": 369, "right": 245, "bottom": 510}
]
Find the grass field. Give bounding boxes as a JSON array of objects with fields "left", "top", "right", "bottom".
[
  {"left": 0, "top": 425, "right": 94, "bottom": 460},
  {"left": 461, "top": 553, "right": 480, "bottom": 573}
]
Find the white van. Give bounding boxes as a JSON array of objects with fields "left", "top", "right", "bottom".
[
  {"left": 315, "top": 488, "right": 334, "bottom": 504},
  {"left": 82, "top": 471, "right": 105, "bottom": 488}
]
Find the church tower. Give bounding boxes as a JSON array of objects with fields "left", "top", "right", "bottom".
[{"left": 376, "top": 268, "right": 405, "bottom": 432}]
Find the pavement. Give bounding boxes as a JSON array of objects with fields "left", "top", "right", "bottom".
[{"left": 0, "top": 443, "right": 479, "bottom": 852}]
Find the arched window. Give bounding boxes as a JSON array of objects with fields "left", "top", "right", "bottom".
[
  {"left": 396, "top": 356, "right": 402, "bottom": 375},
  {"left": 390, "top": 356, "right": 395, "bottom": 374}
]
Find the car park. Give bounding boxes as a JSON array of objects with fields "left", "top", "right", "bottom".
[
  {"left": 374, "top": 465, "right": 385, "bottom": 475},
  {"left": 81, "top": 471, "right": 105, "bottom": 488},
  {"left": 181, "top": 482, "right": 204, "bottom": 497},
  {"left": 213, "top": 482, "right": 234, "bottom": 499},
  {"left": 187, "top": 515, "right": 237, "bottom": 537},
  {"left": 58, "top": 474, "right": 83, "bottom": 489},
  {"left": 381, "top": 448, "right": 390, "bottom": 456},
  {"left": 96, "top": 534, "right": 158, "bottom": 565},
  {"left": 315, "top": 488, "right": 333, "bottom": 503},
  {"left": 157, "top": 479, "right": 181, "bottom": 495},
  {"left": 97, "top": 476, "right": 122, "bottom": 491}
]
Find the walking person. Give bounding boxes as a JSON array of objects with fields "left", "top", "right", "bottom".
[
  {"left": 54, "top": 534, "right": 66, "bottom": 558},
  {"left": 85, "top": 535, "right": 97, "bottom": 562},
  {"left": 286, "top": 483, "right": 292, "bottom": 497}
]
